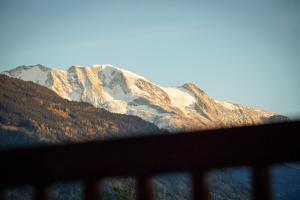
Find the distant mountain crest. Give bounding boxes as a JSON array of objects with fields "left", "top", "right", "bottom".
[
  {"left": 2, "top": 64, "right": 289, "bottom": 131},
  {"left": 0, "top": 74, "right": 161, "bottom": 147}
]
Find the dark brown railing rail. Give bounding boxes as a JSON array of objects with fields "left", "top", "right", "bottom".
[{"left": 0, "top": 121, "right": 300, "bottom": 200}]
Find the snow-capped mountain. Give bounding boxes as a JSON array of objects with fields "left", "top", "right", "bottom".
[{"left": 2, "top": 64, "right": 289, "bottom": 131}]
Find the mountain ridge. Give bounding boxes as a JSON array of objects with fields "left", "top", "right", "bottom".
[
  {"left": 0, "top": 71, "right": 297, "bottom": 200},
  {"left": 2, "top": 64, "right": 289, "bottom": 131},
  {"left": 0, "top": 74, "right": 251, "bottom": 200},
  {"left": 0, "top": 74, "right": 162, "bottom": 148}
]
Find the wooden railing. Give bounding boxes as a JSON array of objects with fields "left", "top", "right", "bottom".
[{"left": 0, "top": 121, "right": 300, "bottom": 200}]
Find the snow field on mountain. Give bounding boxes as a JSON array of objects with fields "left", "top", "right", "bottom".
[{"left": 2, "top": 64, "right": 285, "bottom": 131}]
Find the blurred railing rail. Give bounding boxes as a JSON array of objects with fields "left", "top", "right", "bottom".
[{"left": 0, "top": 121, "right": 300, "bottom": 200}]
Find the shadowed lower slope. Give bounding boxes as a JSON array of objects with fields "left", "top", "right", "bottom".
[
  {"left": 0, "top": 74, "right": 251, "bottom": 200},
  {"left": 0, "top": 74, "right": 162, "bottom": 148}
]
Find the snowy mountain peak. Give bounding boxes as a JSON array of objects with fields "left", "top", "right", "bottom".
[
  {"left": 66, "top": 64, "right": 150, "bottom": 83},
  {"left": 3, "top": 64, "right": 51, "bottom": 85},
  {"left": 4, "top": 64, "right": 50, "bottom": 74},
  {"left": 2, "top": 64, "right": 289, "bottom": 131}
]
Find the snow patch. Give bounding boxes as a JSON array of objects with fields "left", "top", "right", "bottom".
[
  {"left": 163, "top": 87, "right": 196, "bottom": 107},
  {"left": 215, "top": 100, "right": 239, "bottom": 110},
  {"left": 100, "top": 64, "right": 150, "bottom": 82},
  {"left": 105, "top": 100, "right": 128, "bottom": 114},
  {"left": 15, "top": 65, "right": 49, "bottom": 85}
]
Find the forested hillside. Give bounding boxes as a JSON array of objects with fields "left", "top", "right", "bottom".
[
  {"left": 0, "top": 74, "right": 162, "bottom": 148},
  {"left": 0, "top": 74, "right": 252, "bottom": 200}
]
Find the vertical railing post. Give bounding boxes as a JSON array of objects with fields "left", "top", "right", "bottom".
[
  {"left": 84, "top": 179, "right": 101, "bottom": 200},
  {"left": 192, "top": 171, "right": 210, "bottom": 200},
  {"left": 33, "top": 184, "right": 50, "bottom": 200},
  {"left": 252, "top": 166, "right": 272, "bottom": 200},
  {"left": 137, "top": 175, "right": 153, "bottom": 200},
  {"left": 0, "top": 188, "right": 6, "bottom": 200}
]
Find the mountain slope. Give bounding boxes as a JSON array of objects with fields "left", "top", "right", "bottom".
[
  {"left": 0, "top": 74, "right": 162, "bottom": 148},
  {"left": 0, "top": 74, "right": 251, "bottom": 200},
  {"left": 1, "top": 73, "right": 296, "bottom": 200},
  {"left": 3, "top": 64, "right": 288, "bottom": 131}
]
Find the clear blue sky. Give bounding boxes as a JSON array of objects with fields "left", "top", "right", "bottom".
[{"left": 1, "top": 0, "right": 300, "bottom": 119}]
